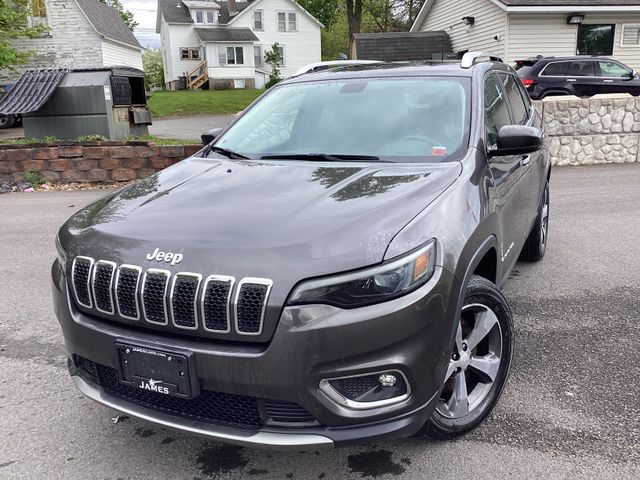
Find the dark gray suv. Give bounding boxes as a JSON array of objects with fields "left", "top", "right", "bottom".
[{"left": 52, "top": 53, "right": 551, "bottom": 449}]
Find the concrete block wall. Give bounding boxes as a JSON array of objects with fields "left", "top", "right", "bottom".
[
  {"left": 538, "top": 94, "right": 640, "bottom": 166},
  {"left": 0, "top": 142, "right": 202, "bottom": 184}
]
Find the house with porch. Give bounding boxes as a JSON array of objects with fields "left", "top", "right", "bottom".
[
  {"left": 411, "top": 0, "right": 640, "bottom": 71},
  {"left": 156, "top": 0, "right": 323, "bottom": 90},
  {"left": 0, "top": 0, "right": 142, "bottom": 84}
]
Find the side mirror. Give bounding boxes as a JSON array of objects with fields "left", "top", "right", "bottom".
[
  {"left": 201, "top": 127, "right": 224, "bottom": 145},
  {"left": 624, "top": 71, "right": 635, "bottom": 81},
  {"left": 489, "top": 125, "right": 544, "bottom": 157}
]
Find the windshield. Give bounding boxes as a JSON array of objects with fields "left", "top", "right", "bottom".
[{"left": 212, "top": 77, "right": 471, "bottom": 162}]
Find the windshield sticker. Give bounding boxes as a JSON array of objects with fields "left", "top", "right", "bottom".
[{"left": 432, "top": 146, "right": 447, "bottom": 156}]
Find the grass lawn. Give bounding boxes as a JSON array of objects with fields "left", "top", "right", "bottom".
[{"left": 148, "top": 89, "right": 264, "bottom": 117}]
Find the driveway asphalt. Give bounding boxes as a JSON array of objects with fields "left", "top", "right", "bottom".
[
  {"left": 0, "top": 114, "right": 235, "bottom": 142},
  {"left": 0, "top": 164, "right": 639, "bottom": 479},
  {"left": 148, "top": 114, "right": 235, "bottom": 141}
]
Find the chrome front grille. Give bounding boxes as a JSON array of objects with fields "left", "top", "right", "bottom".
[
  {"left": 142, "top": 269, "right": 170, "bottom": 325},
  {"left": 70, "top": 257, "right": 272, "bottom": 338}
]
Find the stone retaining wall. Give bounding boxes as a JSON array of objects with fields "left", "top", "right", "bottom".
[
  {"left": 0, "top": 142, "right": 202, "bottom": 184},
  {"left": 538, "top": 94, "right": 640, "bottom": 166}
]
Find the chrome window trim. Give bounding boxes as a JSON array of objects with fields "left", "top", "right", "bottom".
[
  {"left": 233, "top": 277, "right": 273, "bottom": 336},
  {"left": 319, "top": 370, "right": 411, "bottom": 410},
  {"left": 200, "top": 275, "right": 235, "bottom": 333},
  {"left": 92, "top": 260, "right": 117, "bottom": 315},
  {"left": 72, "top": 256, "right": 95, "bottom": 309},
  {"left": 169, "top": 272, "right": 202, "bottom": 331},
  {"left": 115, "top": 264, "right": 142, "bottom": 321},
  {"left": 539, "top": 61, "right": 569, "bottom": 77},
  {"left": 141, "top": 268, "right": 171, "bottom": 326}
]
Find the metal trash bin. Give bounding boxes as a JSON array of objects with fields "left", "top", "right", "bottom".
[{"left": 0, "top": 67, "right": 152, "bottom": 140}]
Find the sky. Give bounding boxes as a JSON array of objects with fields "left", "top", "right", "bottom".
[{"left": 122, "top": 0, "right": 162, "bottom": 49}]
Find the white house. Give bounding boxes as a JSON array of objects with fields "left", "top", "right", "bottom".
[
  {"left": 0, "top": 0, "right": 143, "bottom": 84},
  {"left": 156, "top": 0, "right": 323, "bottom": 90},
  {"left": 411, "top": 0, "right": 640, "bottom": 71}
]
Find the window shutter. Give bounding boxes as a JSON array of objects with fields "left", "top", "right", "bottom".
[{"left": 622, "top": 24, "right": 640, "bottom": 46}]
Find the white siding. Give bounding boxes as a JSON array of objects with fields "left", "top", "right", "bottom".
[
  {"left": 164, "top": 24, "right": 204, "bottom": 83},
  {"left": 0, "top": 0, "right": 102, "bottom": 83},
  {"left": 507, "top": 13, "right": 640, "bottom": 70},
  {"left": 225, "top": 0, "right": 322, "bottom": 77},
  {"left": 101, "top": 40, "right": 143, "bottom": 70},
  {"left": 418, "top": 0, "right": 507, "bottom": 58}
]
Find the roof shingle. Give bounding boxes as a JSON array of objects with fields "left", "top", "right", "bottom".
[
  {"left": 194, "top": 27, "right": 259, "bottom": 42},
  {"left": 75, "top": 0, "right": 140, "bottom": 48}
]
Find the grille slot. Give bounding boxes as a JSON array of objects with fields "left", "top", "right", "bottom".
[
  {"left": 142, "top": 269, "right": 170, "bottom": 325},
  {"left": 93, "top": 261, "right": 116, "bottom": 314},
  {"left": 72, "top": 256, "right": 94, "bottom": 308},
  {"left": 235, "top": 278, "right": 272, "bottom": 335},
  {"left": 115, "top": 265, "right": 142, "bottom": 320},
  {"left": 201, "top": 276, "right": 234, "bottom": 333},
  {"left": 170, "top": 273, "right": 202, "bottom": 330},
  {"left": 264, "top": 399, "right": 318, "bottom": 426}
]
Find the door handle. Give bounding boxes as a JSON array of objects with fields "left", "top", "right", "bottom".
[
  {"left": 566, "top": 78, "right": 577, "bottom": 82},
  {"left": 520, "top": 155, "right": 531, "bottom": 166},
  {"left": 603, "top": 79, "right": 614, "bottom": 83}
]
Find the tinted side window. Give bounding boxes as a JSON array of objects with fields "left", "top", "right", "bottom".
[
  {"left": 485, "top": 74, "right": 512, "bottom": 147},
  {"left": 540, "top": 62, "right": 568, "bottom": 76},
  {"left": 568, "top": 61, "right": 595, "bottom": 76},
  {"left": 501, "top": 74, "right": 528, "bottom": 125}
]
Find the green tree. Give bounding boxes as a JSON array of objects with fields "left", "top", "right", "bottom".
[
  {"left": 0, "top": 0, "right": 47, "bottom": 71},
  {"left": 99, "top": 0, "right": 138, "bottom": 31},
  {"left": 142, "top": 49, "right": 164, "bottom": 89},
  {"left": 264, "top": 43, "right": 283, "bottom": 89},
  {"left": 296, "top": 0, "right": 340, "bottom": 28}
]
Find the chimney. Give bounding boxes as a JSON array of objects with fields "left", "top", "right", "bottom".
[{"left": 228, "top": 0, "right": 237, "bottom": 14}]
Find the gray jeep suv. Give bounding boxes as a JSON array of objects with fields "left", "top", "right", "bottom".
[{"left": 52, "top": 53, "right": 550, "bottom": 449}]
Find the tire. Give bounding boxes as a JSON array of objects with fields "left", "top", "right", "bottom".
[
  {"left": 0, "top": 114, "right": 16, "bottom": 129},
  {"left": 425, "top": 275, "right": 514, "bottom": 439},
  {"left": 520, "top": 180, "right": 549, "bottom": 262}
]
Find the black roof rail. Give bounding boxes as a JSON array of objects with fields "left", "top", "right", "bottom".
[{"left": 461, "top": 51, "right": 503, "bottom": 69}]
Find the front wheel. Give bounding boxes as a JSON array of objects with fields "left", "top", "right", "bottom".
[
  {"left": 0, "top": 114, "right": 16, "bottom": 129},
  {"left": 425, "top": 275, "right": 514, "bottom": 439}
]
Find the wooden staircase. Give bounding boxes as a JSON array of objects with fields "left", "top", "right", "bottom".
[{"left": 186, "top": 60, "right": 209, "bottom": 90}]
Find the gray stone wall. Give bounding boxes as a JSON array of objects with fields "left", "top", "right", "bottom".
[
  {"left": 0, "top": 0, "right": 102, "bottom": 84},
  {"left": 539, "top": 94, "right": 640, "bottom": 166}
]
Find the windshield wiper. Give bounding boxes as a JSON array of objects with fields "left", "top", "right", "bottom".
[
  {"left": 260, "top": 153, "right": 382, "bottom": 162},
  {"left": 208, "top": 146, "right": 249, "bottom": 159}
]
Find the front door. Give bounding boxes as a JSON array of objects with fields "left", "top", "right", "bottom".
[{"left": 597, "top": 59, "right": 640, "bottom": 95}]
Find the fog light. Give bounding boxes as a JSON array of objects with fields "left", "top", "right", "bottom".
[
  {"left": 378, "top": 373, "right": 397, "bottom": 387},
  {"left": 320, "top": 370, "right": 410, "bottom": 410}
]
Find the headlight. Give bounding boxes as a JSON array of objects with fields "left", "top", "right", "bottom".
[
  {"left": 55, "top": 234, "right": 67, "bottom": 267},
  {"left": 288, "top": 240, "right": 436, "bottom": 309}
]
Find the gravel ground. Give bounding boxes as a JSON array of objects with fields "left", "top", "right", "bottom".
[{"left": 0, "top": 164, "right": 638, "bottom": 479}]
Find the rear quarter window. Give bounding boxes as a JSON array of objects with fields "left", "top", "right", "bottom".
[{"left": 540, "top": 62, "right": 568, "bottom": 76}]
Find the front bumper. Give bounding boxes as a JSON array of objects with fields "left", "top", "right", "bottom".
[{"left": 53, "top": 260, "right": 459, "bottom": 448}]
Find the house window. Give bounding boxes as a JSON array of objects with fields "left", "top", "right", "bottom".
[
  {"left": 180, "top": 48, "right": 200, "bottom": 60},
  {"left": 206, "top": 10, "right": 215, "bottom": 24},
  {"left": 621, "top": 24, "right": 640, "bottom": 46},
  {"left": 195, "top": 10, "right": 204, "bottom": 23},
  {"left": 577, "top": 24, "right": 615, "bottom": 55},
  {"left": 254, "top": 10, "right": 264, "bottom": 30},
  {"left": 32, "top": 0, "right": 46, "bottom": 17},
  {"left": 278, "top": 12, "right": 287, "bottom": 31},
  {"left": 254, "top": 45, "right": 263, "bottom": 66},
  {"left": 277, "top": 12, "right": 297, "bottom": 31},
  {"left": 277, "top": 46, "right": 285, "bottom": 66},
  {"left": 224, "top": 46, "right": 245, "bottom": 65}
]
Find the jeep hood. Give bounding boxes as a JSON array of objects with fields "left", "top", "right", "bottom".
[{"left": 62, "top": 156, "right": 460, "bottom": 283}]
